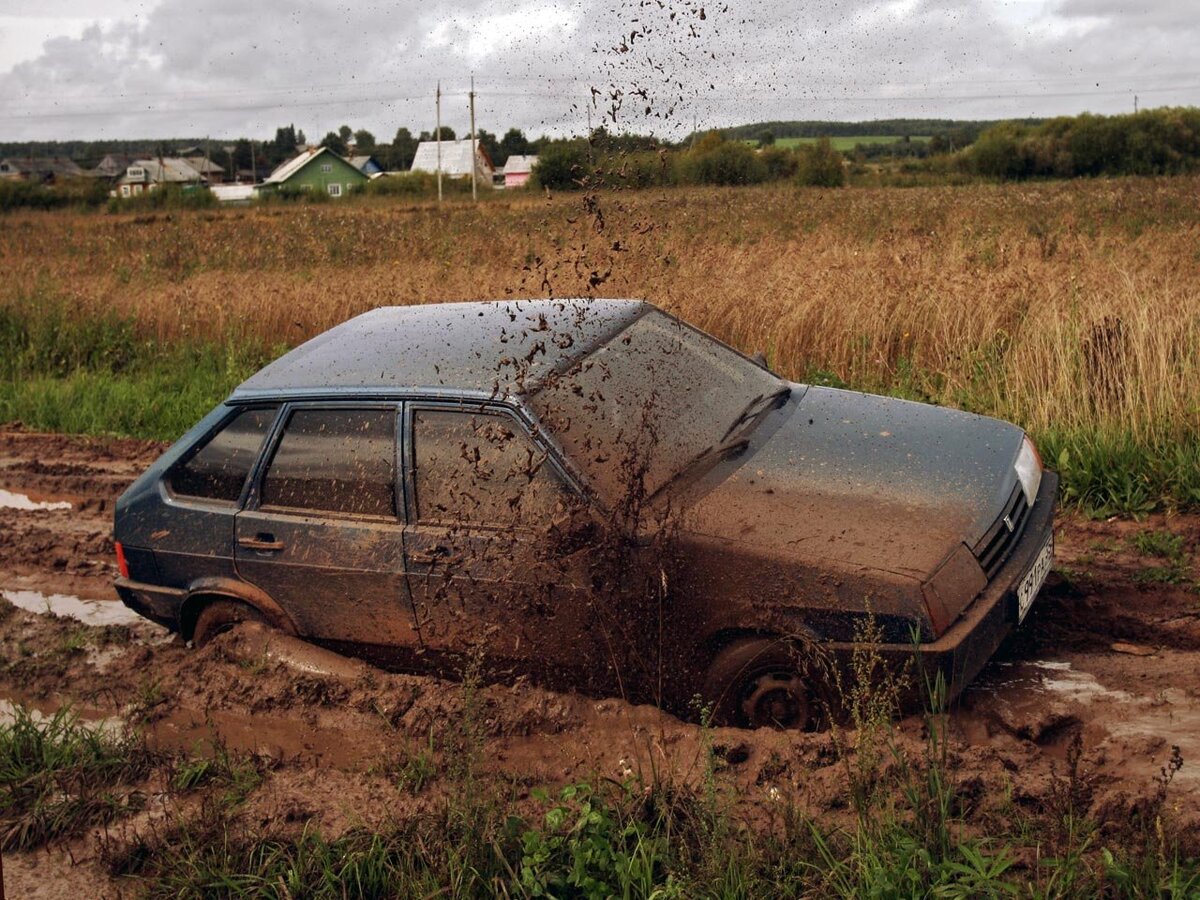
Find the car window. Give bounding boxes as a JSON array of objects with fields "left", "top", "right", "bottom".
[
  {"left": 167, "top": 405, "right": 278, "bottom": 503},
  {"left": 260, "top": 408, "right": 397, "bottom": 518},
  {"left": 412, "top": 408, "right": 569, "bottom": 528}
]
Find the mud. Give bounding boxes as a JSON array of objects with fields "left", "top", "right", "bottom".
[{"left": 2, "top": 427, "right": 1199, "bottom": 895}]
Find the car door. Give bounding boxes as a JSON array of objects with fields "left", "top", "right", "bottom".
[
  {"left": 234, "top": 403, "right": 417, "bottom": 649},
  {"left": 402, "top": 401, "right": 605, "bottom": 681}
]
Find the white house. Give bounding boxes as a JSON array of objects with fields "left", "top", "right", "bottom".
[{"left": 410, "top": 139, "right": 494, "bottom": 185}]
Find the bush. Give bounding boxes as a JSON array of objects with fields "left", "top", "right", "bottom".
[
  {"left": 966, "top": 107, "right": 1200, "bottom": 180},
  {"left": 0, "top": 177, "right": 108, "bottom": 212},
  {"left": 796, "top": 137, "right": 847, "bottom": 187},
  {"left": 357, "top": 171, "right": 473, "bottom": 197},
  {"left": 676, "top": 138, "right": 768, "bottom": 186},
  {"left": 531, "top": 140, "right": 591, "bottom": 191},
  {"left": 107, "top": 184, "right": 216, "bottom": 212}
]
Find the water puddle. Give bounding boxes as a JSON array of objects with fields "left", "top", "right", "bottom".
[
  {"left": 965, "top": 659, "right": 1200, "bottom": 788},
  {"left": 0, "top": 487, "right": 72, "bottom": 511},
  {"left": 2, "top": 587, "right": 167, "bottom": 637}
]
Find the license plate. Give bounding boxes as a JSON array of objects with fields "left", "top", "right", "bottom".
[{"left": 1017, "top": 533, "right": 1054, "bottom": 623}]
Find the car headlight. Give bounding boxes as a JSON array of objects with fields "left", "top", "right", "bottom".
[{"left": 1014, "top": 435, "right": 1042, "bottom": 506}]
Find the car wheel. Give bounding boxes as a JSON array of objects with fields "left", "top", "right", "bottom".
[
  {"left": 192, "top": 599, "right": 267, "bottom": 648},
  {"left": 702, "top": 637, "right": 821, "bottom": 730}
]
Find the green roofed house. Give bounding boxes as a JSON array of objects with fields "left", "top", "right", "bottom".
[{"left": 258, "top": 146, "right": 367, "bottom": 198}]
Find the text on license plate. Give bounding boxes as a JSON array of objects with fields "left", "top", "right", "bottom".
[{"left": 1017, "top": 533, "right": 1054, "bottom": 623}]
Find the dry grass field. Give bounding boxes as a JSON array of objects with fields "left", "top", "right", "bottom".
[{"left": 3, "top": 176, "right": 1199, "bottom": 510}]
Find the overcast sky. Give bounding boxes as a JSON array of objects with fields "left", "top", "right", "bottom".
[{"left": 0, "top": 0, "right": 1196, "bottom": 142}]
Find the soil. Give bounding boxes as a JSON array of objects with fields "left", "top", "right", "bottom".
[{"left": 2, "top": 426, "right": 1199, "bottom": 896}]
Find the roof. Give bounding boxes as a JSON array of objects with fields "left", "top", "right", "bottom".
[
  {"left": 348, "top": 155, "right": 382, "bottom": 173},
  {"left": 410, "top": 140, "right": 494, "bottom": 177},
  {"left": 503, "top": 155, "right": 538, "bottom": 174},
  {"left": 234, "top": 299, "right": 649, "bottom": 399},
  {"left": 0, "top": 157, "right": 84, "bottom": 177},
  {"left": 262, "top": 146, "right": 363, "bottom": 185},
  {"left": 89, "top": 154, "right": 136, "bottom": 177},
  {"left": 184, "top": 156, "right": 225, "bottom": 175},
  {"left": 120, "top": 158, "right": 204, "bottom": 184}
]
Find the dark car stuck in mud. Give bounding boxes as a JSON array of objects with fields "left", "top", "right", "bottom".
[{"left": 112, "top": 299, "right": 1057, "bottom": 729}]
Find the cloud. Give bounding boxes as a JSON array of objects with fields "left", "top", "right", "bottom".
[{"left": 0, "top": 0, "right": 1196, "bottom": 141}]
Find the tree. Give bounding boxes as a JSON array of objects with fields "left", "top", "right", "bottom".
[
  {"left": 338, "top": 124, "right": 353, "bottom": 145},
  {"left": 232, "top": 138, "right": 253, "bottom": 171},
  {"left": 500, "top": 127, "right": 532, "bottom": 160},
  {"left": 388, "top": 127, "right": 418, "bottom": 170},
  {"left": 353, "top": 129, "right": 376, "bottom": 151},
  {"left": 757, "top": 129, "right": 776, "bottom": 147},
  {"left": 320, "top": 131, "right": 348, "bottom": 156},
  {"left": 795, "top": 137, "right": 846, "bottom": 187},
  {"left": 419, "top": 126, "right": 456, "bottom": 142},
  {"left": 530, "top": 139, "right": 589, "bottom": 190},
  {"left": 475, "top": 129, "right": 500, "bottom": 164}
]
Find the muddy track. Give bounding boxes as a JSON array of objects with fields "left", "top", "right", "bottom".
[{"left": 2, "top": 427, "right": 1199, "bottom": 895}]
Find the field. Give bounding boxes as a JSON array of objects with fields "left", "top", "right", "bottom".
[
  {"left": 771, "top": 134, "right": 931, "bottom": 150},
  {"left": 3, "top": 176, "right": 1200, "bottom": 514},
  {"left": 3, "top": 177, "right": 1200, "bottom": 896}
]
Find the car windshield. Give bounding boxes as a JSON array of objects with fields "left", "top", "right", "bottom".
[{"left": 529, "top": 310, "right": 786, "bottom": 504}]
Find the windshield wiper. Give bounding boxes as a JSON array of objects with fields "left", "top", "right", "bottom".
[
  {"left": 721, "top": 384, "right": 792, "bottom": 443},
  {"left": 649, "top": 438, "right": 751, "bottom": 505}
]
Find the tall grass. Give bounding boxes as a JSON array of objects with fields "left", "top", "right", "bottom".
[{"left": 2, "top": 177, "right": 1199, "bottom": 509}]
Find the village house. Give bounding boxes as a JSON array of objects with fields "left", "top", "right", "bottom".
[
  {"left": 348, "top": 155, "right": 384, "bottom": 177},
  {"left": 258, "top": 146, "right": 368, "bottom": 198},
  {"left": 0, "top": 157, "right": 84, "bottom": 183},
  {"left": 409, "top": 139, "right": 494, "bottom": 185},
  {"left": 502, "top": 154, "right": 538, "bottom": 188},
  {"left": 89, "top": 154, "right": 137, "bottom": 180},
  {"left": 114, "top": 158, "right": 207, "bottom": 197}
]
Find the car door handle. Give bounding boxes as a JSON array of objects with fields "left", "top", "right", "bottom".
[
  {"left": 409, "top": 545, "right": 454, "bottom": 565},
  {"left": 238, "top": 535, "right": 285, "bottom": 552}
]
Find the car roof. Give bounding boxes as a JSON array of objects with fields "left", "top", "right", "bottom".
[{"left": 232, "top": 298, "right": 650, "bottom": 400}]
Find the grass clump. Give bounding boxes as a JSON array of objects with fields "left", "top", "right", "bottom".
[{"left": 0, "top": 704, "right": 154, "bottom": 849}]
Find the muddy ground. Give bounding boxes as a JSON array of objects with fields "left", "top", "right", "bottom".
[{"left": 2, "top": 426, "right": 1199, "bottom": 896}]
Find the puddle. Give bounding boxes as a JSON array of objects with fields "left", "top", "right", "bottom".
[
  {"left": 2, "top": 588, "right": 166, "bottom": 636},
  {"left": 0, "top": 694, "right": 123, "bottom": 733},
  {"left": 0, "top": 487, "right": 72, "bottom": 511},
  {"left": 151, "top": 706, "right": 384, "bottom": 767},
  {"left": 964, "top": 659, "right": 1200, "bottom": 787}
]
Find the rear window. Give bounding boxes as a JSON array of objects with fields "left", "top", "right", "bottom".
[
  {"left": 260, "top": 407, "right": 397, "bottom": 518},
  {"left": 168, "top": 406, "right": 278, "bottom": 503}
]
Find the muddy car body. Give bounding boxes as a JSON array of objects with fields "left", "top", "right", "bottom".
[{"left": 114, "top": 300, "right": 1057, "bottom": 728}]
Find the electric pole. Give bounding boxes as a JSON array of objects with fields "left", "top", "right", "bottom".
[
  {"left": 436, "top": 82, "right": 443, "bottom": 205},
  {"left": 1134, "top": 94, "right": 1139, "bottom": 113},
  {"left": 469, "top": 74, "right": 478, "bottom": 202}
]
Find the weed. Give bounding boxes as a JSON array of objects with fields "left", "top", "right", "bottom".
[
  {"left": 0, "top": 704, "right": 153, "bottom": 849},
  {"left": 1130, "top": 529, "right": 1186, "bottom": 561}
]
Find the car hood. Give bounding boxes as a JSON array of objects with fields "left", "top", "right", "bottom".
[{"left": 682, "top": 385, "right": 1025, "bottom": 581}]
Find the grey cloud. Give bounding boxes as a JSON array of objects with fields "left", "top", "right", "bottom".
[{"left": 0, "top": 0, "right": 1197, "bottom": 142}]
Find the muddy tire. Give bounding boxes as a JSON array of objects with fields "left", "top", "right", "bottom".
[
  {"left": 702, "top": 637, "right": 822, "bottom": 730},
  {"left": 191, "top": 599, "right": 267, "bottom": 648}
]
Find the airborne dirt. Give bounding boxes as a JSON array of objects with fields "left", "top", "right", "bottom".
[{"left": 2, "top": 426, "right": 1199, "bottom": 895}]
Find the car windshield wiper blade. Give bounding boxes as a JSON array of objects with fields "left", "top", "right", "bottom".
[
  {"left": 721, "top": 384, "right": 792, "bottom": 442},
  {"left": 649, "top": 438, "right": 751, "bottom": 504}
]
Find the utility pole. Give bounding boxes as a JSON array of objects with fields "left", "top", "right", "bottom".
[
  {"left": 436, "top": 81, "right": 443, "bottom": 205},
  {"left": 1134, "top": 94, "right": 1139, "bottom": 113},
  {"left": 469, "top": 74, "right": 478, "bottom": 202}
]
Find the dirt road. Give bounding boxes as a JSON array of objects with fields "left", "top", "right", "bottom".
[{"left": 2, "top": 427, "right": 1199, "bottom": 895}]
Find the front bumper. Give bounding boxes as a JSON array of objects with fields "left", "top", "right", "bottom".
[
  {"left": 114, "top": 577, "right": 186, "bottom": 631},
  {"left": 826, "top": 470, "right": 1059, "bottom": 701}
]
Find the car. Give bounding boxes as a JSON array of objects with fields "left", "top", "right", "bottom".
[{"left": 113, "top": 299, "right": 1057, "bottom": 729}]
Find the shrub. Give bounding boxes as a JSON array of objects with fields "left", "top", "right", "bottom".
[
  {"left": 677, "top": 138, "right": 768, "bottom": 186},
  {"left": 531, "top": 140, "right": 591, "bottom": 190},
  {"left": 796, "top": 137, "right": 847, "bottom": 187},
  {"left": 107, "top": 184, "right": 216, "bottom": 212}
]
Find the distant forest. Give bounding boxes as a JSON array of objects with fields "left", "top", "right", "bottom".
[{"left": 716, "top": 118, "right": 1044, "bottom": 142}]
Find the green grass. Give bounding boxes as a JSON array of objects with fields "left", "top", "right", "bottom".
[
  {"left": 768, "top": 135, "right": 931, "bottom": 151},
  {"left": 0, "top": 704, "right": 154, "bottom": 850},
  {"left": 0, "top": 297, "right": 278, "bottom": 440}
]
